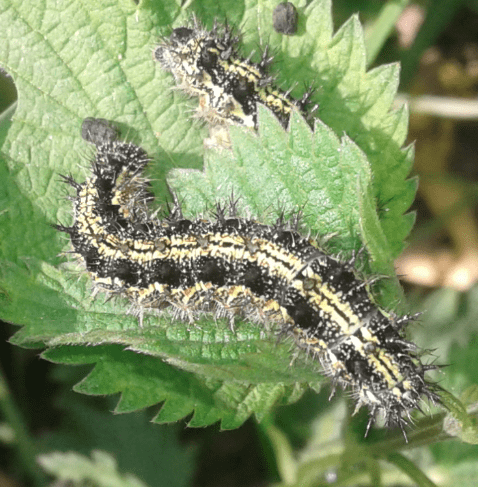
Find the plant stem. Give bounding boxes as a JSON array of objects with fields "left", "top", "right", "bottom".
[
  {"left": 0, "top": 361, "right": 47, "bottom": 486},
  {"left": 395, "top": 93, "right": 478, "bottom": 119},
  {"left": 387, "top": 452, "right": 438, "bottom": 487},
  {"left": 365, "top": 0, "right": 410, "bottom": 66}
]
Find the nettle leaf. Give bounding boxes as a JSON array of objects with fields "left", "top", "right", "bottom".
[
  {"left": 0, "top": 0, "right": 414, "bottom": 427},
  {"left": 38, "top": 450, "right": 148, "bottom": 487},
  {"left": 169, "top": 107, "right": 398, "bottom": 285}
]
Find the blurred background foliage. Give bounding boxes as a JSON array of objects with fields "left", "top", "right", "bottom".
[{"left": 3, "top": 0, "right": 478, "bottom": 485}]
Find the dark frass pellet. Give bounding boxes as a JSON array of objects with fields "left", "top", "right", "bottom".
[{"left": 273, "top": 2, "right": 299, "bottom": 35}]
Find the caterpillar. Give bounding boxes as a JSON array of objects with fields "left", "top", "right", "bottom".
[
  {"left": 56, "top": 118, "right": 440, "bottom": 436},
  {"left": 154, "top": 18, "right": 311, "bottom": 129}
]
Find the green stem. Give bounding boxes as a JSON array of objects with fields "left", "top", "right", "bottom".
[
  {"left": 365, "top": 412, "right": 449, "bottom": 455},
  {"left": 0, "top": 362, "right": 47, "bottom": 486},
  {"left": 387, "top": 452, "right": 438, "bottom": 487},
  {"left": 365, "top": 0, "right": 410, "bottom": 67},
  {"left": 296, "top": 412, "right": 449, "bottom": 486}
]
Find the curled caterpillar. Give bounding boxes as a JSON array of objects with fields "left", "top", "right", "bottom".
[
  {"left": 56, "top": 118, "right": 440, "bottom": 436},
  {"left": 154, "top": 18, "right": 311, "bottom": 129}
]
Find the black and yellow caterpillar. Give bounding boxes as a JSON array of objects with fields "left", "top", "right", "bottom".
[
  {"left": 56, "top": 118, "right": 440, "bottom": 435},
  {"left": 155, "top": 19, "right": 312, "bottom": 128}
]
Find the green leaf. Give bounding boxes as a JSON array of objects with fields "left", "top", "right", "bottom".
[
  {"left": 441, "top": 386, "right": 478, "bottom": 445},
  {"left": 445, "top": 460, "right": 478, "bottom": 487},
  {"left": 0, "top": 0, "right": 416, "bottom": 428},
  {"left": 41, "top": 344, "right": 313, "bottom": 429},
  {"left": 39, "top": 393, "right": 196, "bottom": 486},
  {"left": 38, "top": 450, "right": 149, "bottom": 487}
]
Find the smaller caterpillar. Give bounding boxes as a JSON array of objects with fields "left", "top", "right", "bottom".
[
  {"left": 56, "top": 118, "right": 440, "bottom": 437},
  {"left": 154, "top": 18, "right": 312, "bottom": 129}
]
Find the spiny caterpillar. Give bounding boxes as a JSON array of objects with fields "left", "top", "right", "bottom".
[
  {"left": 56, "top": 118, "right": 440, "bottom": 436},
  {"left": 154, "top": 18, "right": 312, "bottom": 129}
]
